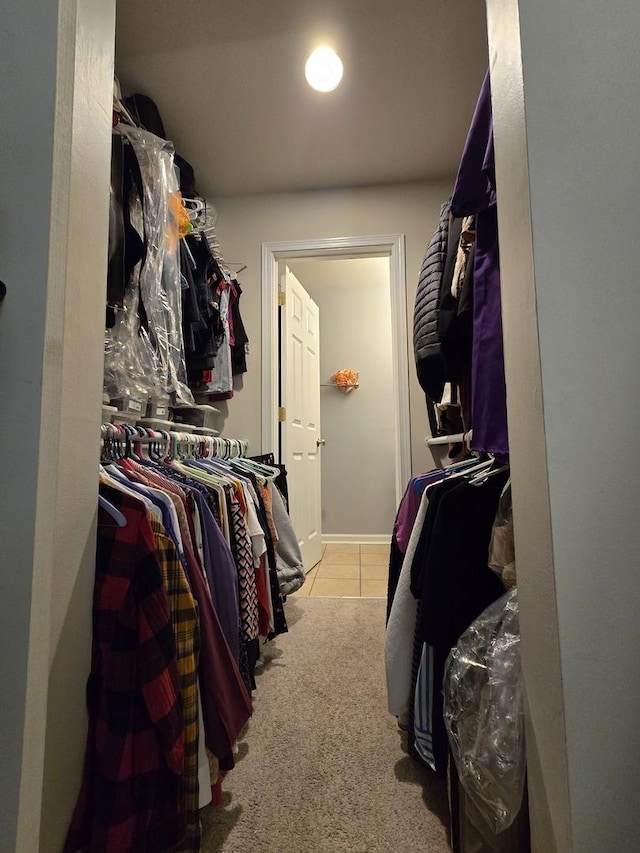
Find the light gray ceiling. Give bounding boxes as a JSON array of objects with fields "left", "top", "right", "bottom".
[{"left": 115, "top": 1, "right": 488, "bottom": 198}]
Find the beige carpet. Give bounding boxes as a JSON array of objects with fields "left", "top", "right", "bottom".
[{"left": 201, "top": 597, "right": 451, "bottom": 853}]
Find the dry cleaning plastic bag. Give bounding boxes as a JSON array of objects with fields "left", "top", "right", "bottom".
[
  {"left": 488, "top": 479, "right": 517, "bottom": 589},
  {"left": 116, "top": 122, "right": 194, "bottom": 406},
  {"left": 443, "top": 588, "right": 525, "bottom": 835}
]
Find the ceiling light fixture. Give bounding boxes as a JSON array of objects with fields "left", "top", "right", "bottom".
[{"left": 305, "top": 46, "right": 343, "bottom": 93}]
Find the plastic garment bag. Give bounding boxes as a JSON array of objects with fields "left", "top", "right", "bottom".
[
  {"left": 115, "top": 123, "right": 194, "bottom": 405},
  {"left": 443, "top": 588, "right": 525, "bottom": 835},
  {"left": 488, "top": 479, "right": 516, "bottom": 588}
]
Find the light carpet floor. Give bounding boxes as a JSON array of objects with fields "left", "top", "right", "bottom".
[{"left": 201, "top": 597, "right": 451, "bottom": 853}]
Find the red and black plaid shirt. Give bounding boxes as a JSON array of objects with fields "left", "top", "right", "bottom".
[{"left": 65, "top": 486, "right": 186, "bottom": 852}]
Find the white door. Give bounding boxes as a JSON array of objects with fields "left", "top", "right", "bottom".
[{"left": 280, "top": 265, "right": 323, "bottom": 571}]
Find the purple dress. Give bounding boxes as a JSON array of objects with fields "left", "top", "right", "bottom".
[{"left": 451, "top": 70, "right": 509, "bottom": 455}]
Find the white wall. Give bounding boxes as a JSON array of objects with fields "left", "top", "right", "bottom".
[
  {"left": 212, "top": 180, "right": 453, "bottom": 477},
  {"left": 488, "top": 1, "right": 640, "bottom": 851},
  {"left": 288, "top": 257, "right": 396, "bottom": 536}
]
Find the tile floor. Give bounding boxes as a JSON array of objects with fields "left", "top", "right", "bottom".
[{"left": 290, "top": 543, "right": 389, "bottom": 598}]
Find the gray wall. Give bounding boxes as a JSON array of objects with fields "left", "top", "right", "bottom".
[
  {"left": 289, "top": 258, "right": 396, "bottom": 537},
  {"left": 0, "top": 3, "right": 63, "bottom": 846},
  {"left": 488, "top": 1, "right": 640, "bottom": 850},
  {"left": 0, "top": 1, "right": 114, "bottom": 849},
  {"left": 212, "top": 181, "right": 453, "bottom": 476}
]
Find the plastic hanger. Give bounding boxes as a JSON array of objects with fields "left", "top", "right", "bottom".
[
  {"left": 412, "top": 455, "right": 485, "bottom": 494},
  {"left": 133, "top": 426, "right": 151, "bottom": 461},
  {"left": 469, "top": 461, "right": 510, "bottom": 486},
  {"left": 231, "top": 457, "right": 280, "bottom": 480},
  {"left": 98, "top": 494, "right": 127, "bottom": 527},
  {"left": 183, "top": 197, "right": 205, "bottom": 220},
  {"left": 444, "top": 454, "right": 494, "bottom": 485}
]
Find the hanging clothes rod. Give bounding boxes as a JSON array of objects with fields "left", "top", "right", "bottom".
[{"left": 100, "top": 423, "right": 249, "bottom": 460}]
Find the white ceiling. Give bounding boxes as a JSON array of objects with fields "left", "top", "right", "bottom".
[{"left": 115, "top": 0, "right": 488, "bottom": 198}]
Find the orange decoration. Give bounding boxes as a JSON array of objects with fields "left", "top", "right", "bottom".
[{"left": 331, "top": 368, "right": 359, "bottom": 393}]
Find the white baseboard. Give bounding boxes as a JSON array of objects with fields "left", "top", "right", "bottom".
[{"left": 322, "top": 533, "right": 391, "bottom": 545}]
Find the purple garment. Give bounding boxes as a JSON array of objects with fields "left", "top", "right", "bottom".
[
  {"left": 176, "top": 514, "right": 251, "bottom": 766},
  {"left": 395, "top": 481, "right": 424, "bottom": 553},
  {"left": 451, "top": 70, "right": 509, "bottom": 455},
  {"left": 190, "top": 487, "right": 241, "bottom": 665}
]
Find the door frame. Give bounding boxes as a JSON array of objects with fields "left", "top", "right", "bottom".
[{"left": 261, "top": 234, "right": 411, "bottom": 505}]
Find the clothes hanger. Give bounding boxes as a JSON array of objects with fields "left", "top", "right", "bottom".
[
  {"left": 180, "top": 458, "right": 231, "bottom": 488},
  {"left": 412, "top": 455, "right": 483, "bottom": 494},
  {"left": 98, "top": 494, "right": 127, "bottom": 527},
  {"left": 469, "top": 460, "right": 510, "bottom": 486},
  {"left": 226, "top": 262, "right": 247, "bottom": 275},
  {"left": 231, "top": 457, "right": 280, "bottom": 480},
  {"left": 146, "top": 428, "right": 167, "bottom": 463},
  {"left": 100, "top": 466, "right": 159, "bottom": 517},
  {"left": 121, "top": 423, "right": 142, "bottom": 460},
  {"left": 442, "top": 454, "right": 494, "bottom": 485},
  {"left": 106, "top": 423, "right": 126, "bottom": 460},
  {"left": 200, "top": 457, "right": 256, "bottom": 489},
  {"left": 132, "top": 426, "right": 150, "bottom": 461},
  {"left": 182, "top": 197, "right": 205, "bottom": 219}
]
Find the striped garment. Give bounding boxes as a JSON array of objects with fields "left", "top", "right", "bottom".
[
  {"left": 228, "top": 489, "right": 260, "bottom": 641},
  {"left": 413, "top": 642, "right": 436, "bottom": 772},
  {"left": 149, "top": 518, "right": 201, "bottom": 852}
]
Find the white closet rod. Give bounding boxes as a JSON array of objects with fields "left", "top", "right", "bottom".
[
  {"left": 101, "top": 424, "right": 249, "bottom": 459},
  {"left": 426, "top": 432, "right": 465, "bottom": 447}
]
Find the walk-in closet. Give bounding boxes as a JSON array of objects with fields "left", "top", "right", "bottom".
[{"left": 3, "top": 2, "right": 640, "bottom": 853}]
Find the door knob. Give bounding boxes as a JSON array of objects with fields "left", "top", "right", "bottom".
[{"left": 316, "top": 438, "right": 326, "bottom": 447}]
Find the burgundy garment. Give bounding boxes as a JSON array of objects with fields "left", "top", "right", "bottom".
[
  {"left": 226, "top": 281, "right": 236, "bottom": 347},
  {"left": 122, "top": 460, "right": 252, "bottom": 764},
  {"left": 180, "top": 531, "right": 252, "bottom": 768},
  {"left": 451, "top": 69, "right": 509, "bottom": 455}
]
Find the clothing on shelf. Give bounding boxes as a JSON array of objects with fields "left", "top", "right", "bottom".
[
  {"left": 413, "top": 69, "right": 508, "bottom": 456},
  {"left": 66, "top": 425, "right": 302, "bottom": 853},
  {"left": 450, "top": 69, "right": 508, "bottom": 455},
  {"left": 106, "top": 88, "right": 249, "bottom": 420}
]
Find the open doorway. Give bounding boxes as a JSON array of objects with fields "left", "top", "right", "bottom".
[
  {"left": 262, "top": 235, "right": 412, "bottom": 591},
  {"left": 285, "top": 256, "right": 398, "bottom": 598},
  {"left": 287, "top": 255, "right": 396, "bottom": 538}
]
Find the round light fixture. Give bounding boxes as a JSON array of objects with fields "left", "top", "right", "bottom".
[{"left": 305, "top": 46, "right": 343, "bottom": 93}]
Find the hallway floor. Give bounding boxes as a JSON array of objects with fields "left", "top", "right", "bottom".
[{"left": 290, "top": 543, "right": 389, "bottom": 598}]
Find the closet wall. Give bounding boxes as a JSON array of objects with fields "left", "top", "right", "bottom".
[
  {"left": 487, "top": 1, "right": 640, "bottom": 851},
  {"left": 212, "top": 180, "right": 451, "bottom": 475},
  {"left": 0, "top": 1, "right": 115, "bottom": 851}
]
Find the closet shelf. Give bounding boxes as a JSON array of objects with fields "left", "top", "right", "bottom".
[
  {"left": 136, "top": 417, "right": 218, "bottom": 435},
  {"left": 103, "top": 406, "right": 139, "bottom": 425},
  {"left": 192, "top": 426, "right": 220, "bottom": 436}
]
